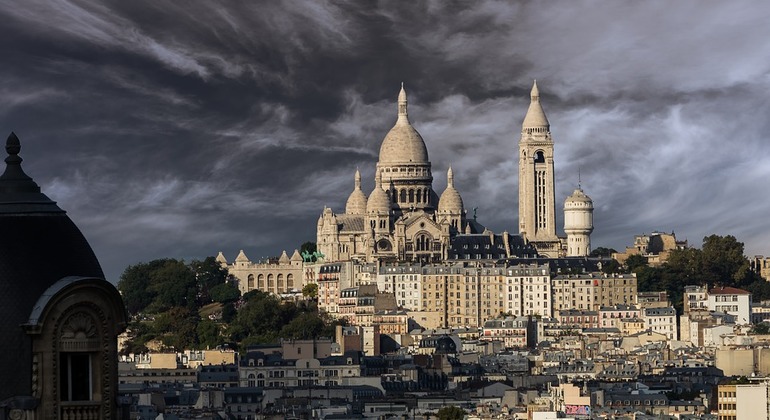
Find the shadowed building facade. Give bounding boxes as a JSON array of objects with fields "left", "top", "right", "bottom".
[{"left": 0, "top": 133, "right": 127, "bottom": 419}]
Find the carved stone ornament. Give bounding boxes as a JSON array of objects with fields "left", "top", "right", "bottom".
[
  {"left": 60, "top": 312, "right": 97, "bottom": 340},
  {"left": 9, "top": 409, "right": 25, "bottom": 420}
]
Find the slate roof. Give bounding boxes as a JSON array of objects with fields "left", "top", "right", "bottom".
[
  {"left": 337, "top": 214, "right": 365, "bottom": 232},
  {"left": 447, "top": 233, "right": 537, "bottom": 260}
]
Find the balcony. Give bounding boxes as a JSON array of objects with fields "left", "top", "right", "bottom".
[{"left": 60, "top": 402, "right": 101, "bottom": 420}]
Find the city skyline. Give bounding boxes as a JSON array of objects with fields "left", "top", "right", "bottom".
[{"left": 1, "top": 1, "right": 769, "bottom": 282}]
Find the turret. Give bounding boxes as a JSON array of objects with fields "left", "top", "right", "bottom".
[
  {"left": 564, "top": 187, "right": 594, "bottom": 257},
  {"left": 438, "top": 167, "right": 464, "bottom": 231}
]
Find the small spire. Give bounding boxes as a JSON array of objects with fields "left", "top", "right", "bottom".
[
  {"left": 531, "top": 80, "right": 540, "bottom": 101},
  {"left": 354, "top": 168, "right": 361, "bottom": 189},
  {"left": 397, "top": 83, "right": 408, "bottom": 122},
  {"left": 447, "top": 167, "right": 454, "bottom": 188}
]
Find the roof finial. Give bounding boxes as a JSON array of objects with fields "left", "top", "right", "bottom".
[
  {"left": 531, "top": 79, "right": 539, "bottom": 101},
  {"left": 398, "top": 83, "right": 408, "bottom": 122},
  {"left": 447, "top": 167, "right": 454, "bottom": 188},
  {"left": 1, "top": 132, "right": 39, "bottom": 192},
  {"left": 354, "top": 168, "right": 361, "bottom": 189}
]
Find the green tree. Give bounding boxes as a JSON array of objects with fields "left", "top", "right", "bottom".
[
  {"left": 197, "top": 318, "right": 224, "bottom": 348},
  {"left": 210, "top": 282, "right": 240, "bottom": 303},
  {"left": 750, "top": 322, "right": 770, "bottom": 335},
  {"left": 701, "top": 235, "right": 753, "bottom": 287},
  {"left": 147, "top": 259, "right": 198, "bottom": 312},
  {"left": 300, "top": 241, "right": 317, "bottom": 255},
  {"left": 437, "top": 406, "right": 466, "bottom": 420},
  {"left": 221, "top": 302, "right": 237, "bottom": 323},
  {"left": 228, "top": 291, "right": 285, "bottom": 345},
  {"left": 154, "top": 306, "right": 200, "bottom": 350},
  {"left": 190, "top": 256, "right": 229, "bottom": 304},
  {"left": 118, "top": 259, "right": 173, "bottom": 315},
  {"left": 302, "top": 283, "right": 318, "bottom": 299},
  {"left": 625, "top": 254, "right": 648, "bottom": 272},
  {"left": 280, "top": 312, "right": 326, "bottom": 339}
]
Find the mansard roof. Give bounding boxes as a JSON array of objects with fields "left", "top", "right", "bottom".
[{"left": 447, "top": 233, "right": 537, "bottom": 260}]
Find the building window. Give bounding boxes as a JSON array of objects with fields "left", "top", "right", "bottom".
[{"left": 60, "top": 353, "right": 92, "bottom": 401}]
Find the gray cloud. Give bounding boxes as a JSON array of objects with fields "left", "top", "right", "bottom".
[{"left": 1, "top": 0, "right": 769, "bottom": 281}]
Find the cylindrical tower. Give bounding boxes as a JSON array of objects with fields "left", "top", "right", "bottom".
[{"left": 564, "top": 188, "right": 594, "bottom": 257}]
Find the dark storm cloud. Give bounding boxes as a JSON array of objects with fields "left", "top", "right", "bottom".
[{"left": 1, "top": 0, "right": 769, "bottom": 281}]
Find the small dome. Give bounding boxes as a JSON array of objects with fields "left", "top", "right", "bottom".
[
  {"left": 438, "top": 167, "right": 463, "bottom": 213},
  {"left": 345, "top": 169, "right": 368, "bottom": 215},
  {"left": 434, "top": 335, "right": 457, "bottom": 354},
  {"left": 565, "top": 188, "right": 593, "bottom": 207},
  {"left": 367, "top": 171, "right": 390, "bottom": 214},
  {"left": 378, "top": 85, "right": 430, "bottom": 165}
]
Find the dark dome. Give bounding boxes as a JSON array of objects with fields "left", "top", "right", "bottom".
[
  {"left": 434, "top": 335, "right": 457, "bottom": 354},
  {"left": 0, "top": 132, "right": 104, "bottom": 399}
]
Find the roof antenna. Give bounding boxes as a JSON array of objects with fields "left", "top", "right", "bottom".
[{"left": 578, "top": 168, "right": 582, "bottom": 190}]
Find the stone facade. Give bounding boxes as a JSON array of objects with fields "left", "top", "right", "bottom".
[
  {"left": 612, "top": 231, "right": 687, "bottom": 266},
  {"left": 221, "top": 249, "right": 303, "bottom": 295}
]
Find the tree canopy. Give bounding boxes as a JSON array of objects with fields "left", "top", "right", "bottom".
[
  {"left": 637, "top": 234, "right": 767, "bottom": 313},
  {"left": 437, "top": 406, "right": 466, "bottom": 420}
]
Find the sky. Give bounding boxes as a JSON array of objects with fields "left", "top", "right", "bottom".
[{"left": 1, "top": 1, "right": 769, "bottom": 282}]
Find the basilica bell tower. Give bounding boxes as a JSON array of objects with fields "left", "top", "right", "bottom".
[{"left": 518, "top": 81, "right": 559, "bottom": 256}]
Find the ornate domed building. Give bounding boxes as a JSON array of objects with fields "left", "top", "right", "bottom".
[
  {"left": 317, "top": 85, "right": 468, "bottom": 263},
  {"left": 315, "top": 81, "right": 595, "bottom": 265},
  {"left": 0, "top": 133, "right": 127, "bottom": 419}
]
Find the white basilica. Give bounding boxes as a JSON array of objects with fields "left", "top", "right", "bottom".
[
  {"left": 316, "top": 81, "right": 595, "bottom": 263},
  {"left": 317, "top": 85, "right": 466, "bottom": 263}
]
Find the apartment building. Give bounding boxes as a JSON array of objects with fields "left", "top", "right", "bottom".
[{"left": 552, "top": 273, "right": 637, "bottom": 313}]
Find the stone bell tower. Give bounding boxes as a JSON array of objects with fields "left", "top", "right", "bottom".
[{"left": 518, "top": 81, "right": 559, "bottom": 256}]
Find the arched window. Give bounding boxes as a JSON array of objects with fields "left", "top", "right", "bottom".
[
  {"left": 267, "top": 274, "right": 274, "bottom": 290},
  {"left": 287, "top": 274, "right": 294, "bottom": 290},
  {"left": 257, "top": 274, "right": 264, "bottom": 290},
  {"left": 248, "top": 373, "right": 256, "bottom": 387},
  {"left": 247, "top": 274, "right": 254, "bottom": 290},
  {"left": 534, "top": 150, "right": 545, "bottom": 163},
  {"left": 415, "top": 233, "right": 432, "bottom": 251},
  {"left": 277, "top": 274, "right": 284, "bottom": 292},
  {"left": 400, "top": 189, "right": 407, "bottom": 203},
  {"left": 409, "top": 189, "right": 415, "bottom": 203},
  {"left": 416, "top": 189, "right": 422, "bottom": 203}
]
